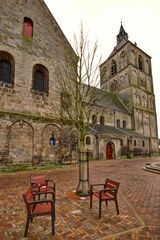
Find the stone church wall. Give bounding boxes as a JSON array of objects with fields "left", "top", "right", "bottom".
[
  {"left": 0, "top": 0, "right": 77, "bottom": 165},
  {"left": 0, "top": 115, "right": 78, "bottom": 165},
  {"left": 0, "top": 0, "right": 75, "bottom": 117},
  {"left": 0, "top": 2, "right": 159, "bottom": 164}
]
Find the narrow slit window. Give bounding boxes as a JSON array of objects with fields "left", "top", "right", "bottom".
[
  {"left": 23, "top": 17, "right": 33, "bottom": 38},
  {"left": 111, "top": 60, "right": 117, "bottom": 76},
  {"left": 92, "top": 115, "right": 97, "bottom": 124},
  {"left": 100, "top": 116, "right": 105, "bottom": 125},
  {"left": 123, "top": 120, "right": 126, "bottom": 128},
  {"left": 116, "top": 119, "right": 120, "bottom": 128},
  {"left": 138, "top": 55, "right": 143, "bottom": 71},
  {"left": 142, "top": 140, "right": 145, "bottom": 147},
  {"left": 86, "top": 136, "right": 91, "bottom": 145}
]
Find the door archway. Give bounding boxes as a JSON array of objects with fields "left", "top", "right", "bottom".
[
  {"left": 106, "top": 143, "right": 113, "bottom": 159},
  {"left": 8, "top": 120, "right": 33, "bottom": 164}
]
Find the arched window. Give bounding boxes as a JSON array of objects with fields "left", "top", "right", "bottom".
[
  {"left": 49, "top": 134, "right": 56, "bottom": 146},
  {"left": 100, "top": 116, "right": 105, "bottom": 125},
  {"left": 93, "top": 99, "right": 98, "bottom": 105},
  {"left": 123, "top": 120, "right": 126, "bottom": 128},
  {"left": 131, "top": 50, "right": 136, "bottom": 65},
  {"left": 146, "top": 60, "right": 150, "bottom": 75},
  {"left": 86, "top": 136, "right": 91, "bottom": 145},
  {"left": 142, "top": 140, "right": 145, "bottom": 147},
  {"left": 0, "top": 51, "right": 15, "bottom": 84},
  {"left": 111, "top": 60, "right": 117, "bottom": 76},
  {"left": 138, "top": 55, "right": 143, "bottom": 71},
  {"left": 22, "top": 17, "right": 33, "bottom": 38},
  {"left": 120, "top": 51, "right": 127, "bottom": 69},
  {"left": 0, "top": 61, "right": 11, "bottom": 83},
  {"left": 32, "top": 64, "right": 49, "bottom": 93},
  {"left": 120, "top": 139, "right": 123, "bottom": 146},
  {"left": 134, "top": 140, "right": 137, "bottom": 146},
  {"left": 92, "top": 115, "right": 97, "bottom": 124},
  {"left": 116, "top": 119, "right": 120, "bottom": 128}
]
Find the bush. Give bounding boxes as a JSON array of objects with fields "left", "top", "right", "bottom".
[
  {"left": 121, "top": 146, "right": 128, "bottom": 156},
  {"left": 0, "top": 164, "right": 33, "bottom": 173},
  {"left": 133, "top": 148, "right": 142, "bottom": 156}
]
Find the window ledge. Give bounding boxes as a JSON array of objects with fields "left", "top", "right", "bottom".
[
  {"left": 31, "top": 88, "right": 48, "bottom": 97},
  {"left": 0, "top": 81, "right": 13, "bottom": 88}
]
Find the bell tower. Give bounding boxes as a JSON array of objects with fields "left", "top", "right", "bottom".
[
  {"left": 100, "top": 24, "right": 158, "bottom": 141},
  {"left": 117, "top": 22, "right": 128, "bottom": 44}
]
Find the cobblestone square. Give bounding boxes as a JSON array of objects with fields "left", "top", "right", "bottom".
[{"left": 0, "top": 157, "right": 160, "bottom": 240}]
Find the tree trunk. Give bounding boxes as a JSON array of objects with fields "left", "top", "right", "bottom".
[{"left": 76, "top": 137, "right": 91, "bottom": 196}]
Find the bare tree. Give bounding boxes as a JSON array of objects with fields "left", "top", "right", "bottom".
[{"left": 54, "top": 24, "right": 101, "bottom": 195}]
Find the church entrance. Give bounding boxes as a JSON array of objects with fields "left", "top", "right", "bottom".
[{"left": 106, "top": 143, "right": 113, "bottom": 159}]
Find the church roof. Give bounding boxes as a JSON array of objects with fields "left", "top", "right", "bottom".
[
  {"left": 117, "top": 23, "right": 128, "bottom": 44},
  {"left": 89, "top": 124, "right": 123, "bottom": 135},
  {"left": 117, "top": 128, "right": 148, "bottom": 138},
  {"left": 88, "top": 124, "right": 147, "bottom": 138},
  {"left": 107, "top": 23, "right": 129, "bottom": 60},
  {"left": 90, "top": 86, "right": 131, "bottom": 114}
]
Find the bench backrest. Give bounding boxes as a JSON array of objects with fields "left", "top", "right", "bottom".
[
  {"left": 30, "top": 175, "right": 47, "bottom": 187},
  {"left": 104, "top": 178, "right": 120, "bottom": 197}
]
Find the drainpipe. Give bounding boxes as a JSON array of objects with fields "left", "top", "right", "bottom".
[{"left": 95, "top": 134, "right": 99, "bottom": 160}]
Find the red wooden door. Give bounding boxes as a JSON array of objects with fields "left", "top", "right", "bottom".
[{"left": 106, "top": 143, "right": 112, "bottom": 159}]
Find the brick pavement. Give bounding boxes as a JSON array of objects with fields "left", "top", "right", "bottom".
[{"left": 0, "top": 157, "right": 160, "bottom": 240}]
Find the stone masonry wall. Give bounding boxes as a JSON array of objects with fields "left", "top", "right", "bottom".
[
  {"left": 0, "top": 0, "right": 76, "bottom": 164},
  {"left": 0, "top": 0, "right": 76, "bottom": 117}
]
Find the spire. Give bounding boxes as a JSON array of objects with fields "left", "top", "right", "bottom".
[{"left": 117, "top": 22, "right": 128, "bottom": 44}]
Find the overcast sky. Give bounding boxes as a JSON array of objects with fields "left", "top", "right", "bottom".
[{"left": 44, "top": 0, "right": 160, "bottom": 137}]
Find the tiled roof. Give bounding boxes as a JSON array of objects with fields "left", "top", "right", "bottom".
[
  {"left": 88, "top": 124, "right": 147, "bottom": 138},
  {"left": 107, "top": 39, "right": 128, "bottom": 59},
  {"left": 89, "top": 86, "right": 131, "bottom": 114},
  {"left": 117, "top": 128, "right": 148, "bottom": 138},
  {"left": 107, "top": 23, "right": 129, "bottom": 60},
  {"left": 88, "top": 124, "right": 123, "bottom": 135}
]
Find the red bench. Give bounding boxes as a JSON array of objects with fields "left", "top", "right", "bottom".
[
  {"left": 23, "top": 187, "right": 55, "bottom": 237},
  {"left": 90, "top": 178, "right": 120, "bottom": 218},
  {"left": 30, "top": 175, "right": 55, "bottom": 200}
]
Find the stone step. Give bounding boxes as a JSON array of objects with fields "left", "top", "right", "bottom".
[
  {"left": 142, "top": 166, "right": 160, "bottom": 174},
  {"left": 145, "top": 164, "right": 160, "bottom": 171}
]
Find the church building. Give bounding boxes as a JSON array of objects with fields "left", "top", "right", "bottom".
[
  {"left": 0, "top": 0, "right": 158, "bottom": 165},
  {"left": 87, "top": 24, "right": 158, "bottom": 159}
]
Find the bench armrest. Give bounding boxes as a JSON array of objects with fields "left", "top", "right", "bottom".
[
  {"left": 99, "top": 187, "right": 117, "bottom": 192},
  {"left": 91, "top": 184, "right": 105, "bottom": 188},
  {"left": 45, "top": 179, "right": 56, "bottom": 190},
  {"left": 34, "top": 191, "right": 55, "bottom": 200},
  {"left": 31, "top": 183, "right": 55, "bottom": 192},
  {"left": 91, "top": 184, "right": 105, "bottom": 186},
  {"left": 47, "top": 179, "right": 55, "bottom": 184},
  {"left": 28, "top": 198, "right": 54, "bottom": 205},
  {"left": 91, "top": 184, "right": 105, "bottom": 192},
  {"left": 99, "top": 188, "right": 117, "bottom": 197}
]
